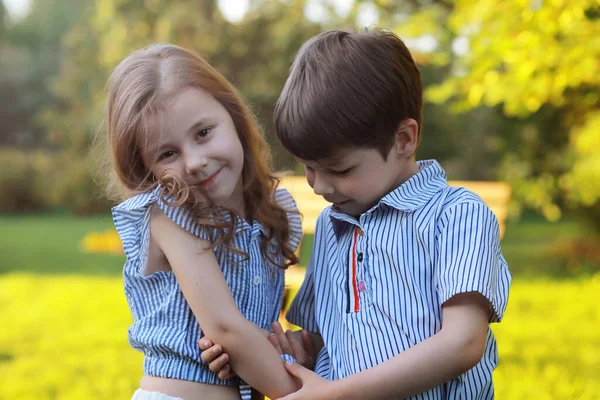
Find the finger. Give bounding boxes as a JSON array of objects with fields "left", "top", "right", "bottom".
[
  {"left": 283, "top": 360, "right": 309, "bottom": 380},
  {"left": 217, "top": 364, "right": 234, "bottom": 380},
  {"left": 198, "top": 337, "right": 214, "bottom": 350},
  {"left": 268, "top": 333, "right": 283, "bottom": 354},
  {"left": 287, "top": 330, "right": 307, "bottom": 365},
  {"left": 301, "top": 330, "right": 316, "bottom": 359},
  {"left": 200, "top": 344, "right": 222, "bottom": 363},
  {"left": 208, "top": 353, "right": 229, "bottom": 373},
  {"left": 278, "top": 329, "right": 294, "bottom": 356},
  {"left": 273, "top": 322, "right": 292, "bottom": 355},
  {"left": 272, "top": 321, "right": 285, "bottom": 335}
]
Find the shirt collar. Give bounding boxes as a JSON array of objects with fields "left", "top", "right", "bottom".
[
  {"left": 241, "top": 218, "right": 268, "bottom": 237},
  {"left": 329, "top": 160, "right": 448, "bottom": 232}
]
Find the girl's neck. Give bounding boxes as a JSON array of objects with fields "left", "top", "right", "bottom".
[{"left": 221, "top": 185, "right": 247, "bottom": 220}]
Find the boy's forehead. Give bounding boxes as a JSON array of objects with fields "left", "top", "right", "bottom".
[{"left": 297, "top": 149, "right": 355, "bottom": 167}]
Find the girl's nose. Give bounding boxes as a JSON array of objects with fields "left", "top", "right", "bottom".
[{"left": 185, "top": 154, "right": 208, "bottom": 176}]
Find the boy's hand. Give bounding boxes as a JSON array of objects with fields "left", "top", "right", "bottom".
[
  {"left": 276, "top": 361, "right": 335, "bottom": 400},
  {"left": 270, "top": 322, "right": 318, "bottom": 370},
  {"left": 198, "top": 337, "right": 236, "bottom": 380}
]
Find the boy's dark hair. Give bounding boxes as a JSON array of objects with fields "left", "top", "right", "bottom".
[{"left": 274, "top": 28, "right": 423, "bottom": 161}]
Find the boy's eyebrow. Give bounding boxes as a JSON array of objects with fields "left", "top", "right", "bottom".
[{"left": 319, "top": 155, "right": 350, "bottom": 167}]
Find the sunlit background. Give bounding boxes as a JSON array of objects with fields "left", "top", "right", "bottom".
[{"left": 0, "top": 0, "right": 599, "bottom": 399}]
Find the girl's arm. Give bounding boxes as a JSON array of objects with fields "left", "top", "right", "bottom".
[
  {"left": 150, "top": 206, "right": 298, "bottom": 398},
  {"left": 280, "top": 292, "right": 490, "bottom": 400}
]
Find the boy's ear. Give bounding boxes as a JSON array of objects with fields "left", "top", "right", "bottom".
[{"left": 394, "top": 118, "right": 419, "bottom": 157}]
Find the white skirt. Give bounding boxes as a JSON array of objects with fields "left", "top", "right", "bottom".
[{"left": 131, "top": 389, "right": 185, "bottom": 400}]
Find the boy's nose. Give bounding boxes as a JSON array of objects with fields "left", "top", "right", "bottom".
[{"left": 312, "top": 174, "right": 334, "bottom": 196}]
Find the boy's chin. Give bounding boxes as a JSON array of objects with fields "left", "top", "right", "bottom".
[{"left": 334, "top": 201, "right": 369, "bottom": 217}]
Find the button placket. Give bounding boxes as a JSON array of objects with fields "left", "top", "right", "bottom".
[{"left": 355, "top": 227, "right": 370, "bottom": 304}]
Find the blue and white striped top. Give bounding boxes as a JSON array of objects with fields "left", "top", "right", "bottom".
[
  {"left": 287, "top": 160, "right": 511, "bottom": 399},
  {"left": 112, "top": 186, "right": 302, "bottom": 391}
]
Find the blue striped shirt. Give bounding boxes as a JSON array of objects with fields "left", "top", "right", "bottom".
[
  {"left": 287, "top": 160, "right": 511, "bottom": 399},
  {"left": 112, "top": 187, "right": 301, "bottom": 393}
]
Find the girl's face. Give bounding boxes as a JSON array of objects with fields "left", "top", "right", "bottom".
[{"left": 142, "top": 87, "right": 245, "bottom": 216}]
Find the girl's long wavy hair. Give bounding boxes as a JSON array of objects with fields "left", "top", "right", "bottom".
[{"left": 105, "top": 43, "right": 298, "bottom": 268}]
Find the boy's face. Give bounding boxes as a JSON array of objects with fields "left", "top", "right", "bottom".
[{"left": 298, "top": 140, "right": 419, "bottom": 217}]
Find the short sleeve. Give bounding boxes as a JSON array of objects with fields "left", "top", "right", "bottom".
[
  {"left": 314, "top": 346, "right": 333, "bottom": 380},
  {"left": 112, "top": 187, "right": 212, "bottom": 276},
  {"left": 286, "top": 255, "right": 319, "bottom": 332},
  {"left": 435, "top": 201, "right": 511, "bottom": 322},
  {"left": 275, "top": 188, "right": 302, "bottom": 252},
  {"left": 111, "top": 191, "right": 156, "bottom": 266}
]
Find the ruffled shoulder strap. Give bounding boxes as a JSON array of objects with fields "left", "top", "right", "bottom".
[
  {"left": 112, "top": 187, "right": 212, "bottom": 262},
  {"left": 275, "top": 188, "right": 302, "bottom": 252}
]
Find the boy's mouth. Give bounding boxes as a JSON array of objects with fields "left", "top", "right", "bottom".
[{"left": 332, "top": 200, "right": 350, "bottom": 206}]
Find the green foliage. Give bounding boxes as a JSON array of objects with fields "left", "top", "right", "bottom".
[
  {"left": 46, "top": 155, "right": 114, "bottom": 215},
  {"left": 29, "top": 0, "right": 322, "bottom": 213},
  {"left": 397, "top": 0, "right": 600, "bottom": 221},
  {"left": 0, "top": 149, "right": 52, "bottom": 213},
  {"left": 40, "top": 0, "right": 321, "bottom": 165},
  {"left": 0, "top": 0, "right": 92, "bottom": 148}
]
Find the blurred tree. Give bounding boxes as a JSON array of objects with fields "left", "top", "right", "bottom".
[
  {"left": 0, "top": 0, "right": 91, "bottom": 148},
  {"left": 0, "top": 2, "right": 6, "bottom": 37},
  {"left": 38, "top": 0, "right": 321, "bottom": 212},
  {"left": 407, "top": 0, "right": 600, "bottom": 224},
  {"left": 319, "top": 0, "right": 515, "bottom": 181}
]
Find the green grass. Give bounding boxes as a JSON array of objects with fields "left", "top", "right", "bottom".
[
  {"left": 500, "top": 212, "right": 596, "bottom": 278},
  {"left": 0, "top": 214, "right": 125, "bottom": 275},
  {"left": 0, "top": 211, "right": 596, "bottom": 278}
]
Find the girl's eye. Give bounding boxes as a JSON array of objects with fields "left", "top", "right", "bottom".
[
  {"left": 197, "top": 128, "right": 211, "bottom": 139},
  {"left": 158, "top": 150, "right": 176, "bottom": 161}
]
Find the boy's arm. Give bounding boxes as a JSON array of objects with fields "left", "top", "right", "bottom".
[
  {"left": 150, "top": 206, "right": 299, "bottom": 398},
  {"left": 281, "top": 292, "right": 490, "bottom": 400}
]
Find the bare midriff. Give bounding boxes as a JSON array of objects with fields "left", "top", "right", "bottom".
[{"left": 140, "top": 376, "right": 241, "bottom": 400}]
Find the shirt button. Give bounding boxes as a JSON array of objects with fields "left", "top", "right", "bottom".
[
  {"left": 357, "top": 253, "right": 363, "bottom": 262},
  {"left": 253, "top": 275, "right": 262, "bottom": 286},
  {"left": 358, "top": 281, "right": 366, "bottom": 292}
]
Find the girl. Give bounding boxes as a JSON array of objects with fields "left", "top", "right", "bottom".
[{"left": 106, "top": 44, "right": 301, "bottom": 400}]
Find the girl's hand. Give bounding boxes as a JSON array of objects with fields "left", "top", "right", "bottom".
[
  {"left": 199, "top": 329, "right": 273, "bottom": 380},
  {"left": 276, "top": 361, "right": 335, "bottom": 400},
  {"left": 199, "top": 337, "right": 236, "bottom": 380}
]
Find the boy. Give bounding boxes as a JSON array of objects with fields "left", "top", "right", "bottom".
[{"left": 202, "top": 28, "right": 511, "bottom": 399}]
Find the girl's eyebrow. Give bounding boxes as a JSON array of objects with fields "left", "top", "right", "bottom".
[
  {"left": 186, "top": 117, "right": 212, "bottom": 134},
  {"left": 144, "top": 117, "right": 212, "bottom": 155},
  {"left": 145, "top": 139, "right": 170, "bottom": 156}
]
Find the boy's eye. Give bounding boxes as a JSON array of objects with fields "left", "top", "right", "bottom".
[
  {"left": 158, "top": 150, "right": 176, "bottom": 161},
  {"left": 197, "top": 128, "right": 211, "bottom": 139},
  {"left": 331, "top": 168, "right": 352, "bottom": 175}
]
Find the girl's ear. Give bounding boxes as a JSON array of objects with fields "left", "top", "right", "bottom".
[{"left": 394, "top": 118, "right": 419, "bottom": 157}]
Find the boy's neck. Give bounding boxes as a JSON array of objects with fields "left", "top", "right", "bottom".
[{"left": 392, "top": 158, "right": 420, "bottom": 189}]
